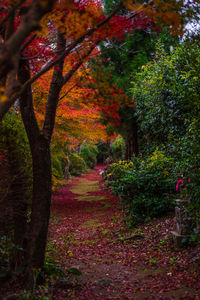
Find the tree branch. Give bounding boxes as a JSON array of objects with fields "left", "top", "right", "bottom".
[
  {"left": 59, "top": 82, "right": 79, "bottom": 101},
  {"left": 0, "top": 1, "right": 123, "bottom": 120},
  {"left": 20, "top": 33, "right": 37, "bottom": 53},
  {"left": 24, "top": 1, "right": 123, "bottom": 87},
  {"left": 0, "top": 0, "right": 56, "bottom": 80},
  {"left": 0, "top": 0, "right": 26, "bottom": 29},
  {"left": 63, "top": 45, "right": 96, "bottom": 85},
  {"left": 43, "top": 32, "right": 65, "bottom": 141},
  {"left": 18, "top": 59, "right": 40, "bottom": 142}
]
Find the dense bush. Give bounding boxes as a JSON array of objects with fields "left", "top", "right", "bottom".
[
  {"left": 105, "top": 149, "right": 176, "bottom": 225},
  {"left": 69, "top": 152, "right": 87, "bottom": 176},
  {"left": 80, "top": 144, "right": 98, "bottom": 169},
  {"left": 130, "top": 40, "right": 200, "bottom": 228},
  {"left": 131, "top": 40, "right": 200, "bottom": 153},
  {"left": 111, "top": 136, "right": 125, "bottom": 162},
  {"left": 0, "top": 114, "right": 32, "bottom": 208},
  {"left": 0, "top": 114, "right": 32, "bottom": 182},
  {"left": 51, "top": 153, "right": 66, "bottom": 191},
  {"left": 0, "top": 114, "right": 32, "bottom": 276},
  {"left": 51, "top": 137, "right": 68, "bottom": 190}
]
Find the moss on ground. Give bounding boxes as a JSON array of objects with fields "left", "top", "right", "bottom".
[
  {"left": 71, "top": 239, "right": 99, "bottom": 245},
  {"left": 70, "top": 179, "right": 100, "bottom": 195},
  {"left": 81, "top": 218, "right": 103, "bottom": 229},
  {"left": 75, "top": 195, "right": 106, "bottom": 202}
]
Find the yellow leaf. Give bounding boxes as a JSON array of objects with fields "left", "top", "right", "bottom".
[{"left": 0, "top": 95, "right": 8, "bottom": 102}]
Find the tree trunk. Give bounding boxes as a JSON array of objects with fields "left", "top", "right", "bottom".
[
  {"left": 125, "top": 120, "right": 138, "bottom": 160},
  {"left": 7, "top": 139, "right": 28, "bottom": 270},
  {"left": 18, "top": 60, "right": 52, "bottom": 286},
  {"left": 18, "top": 32, "right": 65, "bottom": 287},
  {"left": 25, "top": 134, "right": 52, "bottom": 276},
  {"left": 17, "top": 31, "right": 93, "bottom": 287}
]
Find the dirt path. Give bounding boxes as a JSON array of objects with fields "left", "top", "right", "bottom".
[{"left": 50, "top": 166, "right": 200, "bottom": 299}]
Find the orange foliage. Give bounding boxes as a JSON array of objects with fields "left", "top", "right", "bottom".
[
  {"left": 33, "top": 53, "right": 109, "bottom": 148},
  {"left": 0, "top": 0, "right": 192, "bottom": 107}
]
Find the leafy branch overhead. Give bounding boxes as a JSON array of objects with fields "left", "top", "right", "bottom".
[{"left": 0, "top": 0, "right": 196, "bottom": 117}]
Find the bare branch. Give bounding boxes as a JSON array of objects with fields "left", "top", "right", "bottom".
[
  {"left": 24, "top": 1, "right": 123, "bottom": 87},
  {"left": 59, "top": 82, "right": 79, "bottom": 101},
  {"left": 0, "top": 0, "right": 26, "bottom": 29},
  {"left": 0, "top": 0, "right": 56, "bottom": 81},
  {"left": 6, "top": 0, "right": 56, "bottom": 54},
  {"left": 21, "top": 42, "right": 52, "bottom": 60},
  {"left": 0, "top": 1, "right": 123, "bottom": 120},
  {"left": 20, "top": 33, "right": 37, "bottom": 53}
]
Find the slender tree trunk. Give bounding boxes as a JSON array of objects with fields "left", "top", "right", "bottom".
[
  {"left": 7, "top": 140, "right": 28, "bottom": 270},
  {"left": 18, "top": 33, "right": 65, "bottom": 287},
  {"left": 125, "top": 120, "right": 138, "bottom": 160},
  {"left": 26, "top": 134, "right": 52, "bottom": 272},
  {"left": 18, "top": 31, "right": 94, "bottom": 287},
  {"left": 18, "top": 59, "right": 52, "bottom": 286}
]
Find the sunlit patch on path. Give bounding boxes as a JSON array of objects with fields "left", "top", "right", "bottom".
[{"left": 50, "top": 165, "right": 200, "bottom": 299}]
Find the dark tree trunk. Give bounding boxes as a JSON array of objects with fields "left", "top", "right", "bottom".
[
  {"left": 7, "top": 141, "right": 28, "bottom": 270},
  {"left": 26, "top": 134, "right": 52, "bottom": 273},
  {"left": 18, "top": 60, "right": 52, "bottom": 284},
  {"left": 18, "top": 33, "right": 65, "bottom": 287},
  {"left": 17, "top": 31, "right": 93, "bottom": 287},
  {"left": 125, "top": 120, "right": 138, "bottom": 160}
]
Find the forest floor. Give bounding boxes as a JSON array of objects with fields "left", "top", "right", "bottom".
[{"left": 48, "top": 165, "right": 200, "bottom": 300}]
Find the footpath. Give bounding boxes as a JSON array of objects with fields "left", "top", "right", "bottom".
[{"left": 50, "top": 165, "right": 200, "bottom": 299}]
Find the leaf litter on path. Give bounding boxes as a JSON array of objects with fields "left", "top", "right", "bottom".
[{"left": 49, "top": 165, "right": 200, "bottom": 299}]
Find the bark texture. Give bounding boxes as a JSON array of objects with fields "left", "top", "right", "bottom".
[
  {"left": 17, "top": 33, "right": 65, "bottom": 287},
  {"left": 18, "top": 59, "right": 51, "bottom": 285}
]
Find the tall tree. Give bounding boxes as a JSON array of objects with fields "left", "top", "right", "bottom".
[
  {"left": 4, "top": 1, "right": 131, "bottom": 285},
  {"left": 0, "top": 0, "right": 197, "bottom": 287},
  {"left": 90, "top": 0, "right": 185, "bottom": 158}
]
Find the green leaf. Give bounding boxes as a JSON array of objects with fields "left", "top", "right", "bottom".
[{"left": 67, "top": 268, "right": 82, "bottom": 276}]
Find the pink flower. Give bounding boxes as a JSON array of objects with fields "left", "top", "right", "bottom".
[
  {"left": 176, "top": 178, "right": 190, "bottom": 191},
  {"left": 176, "top": 179, "right": 184, "bottom": 191}
]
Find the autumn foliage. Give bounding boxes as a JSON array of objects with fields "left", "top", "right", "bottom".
[{"left": 0, "top": 0, "right": 199, "bottom": 292}]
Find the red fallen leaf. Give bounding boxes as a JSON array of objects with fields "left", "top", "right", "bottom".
[{"left": 44, "top": 165, "right": 200, "bottom": 299}]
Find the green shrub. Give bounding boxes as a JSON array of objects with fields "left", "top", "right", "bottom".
[
  {"left": 111, "top": 136, "right": 125, "bottom": 162},
  {"left": 69, "top": 152, "right": 87, "bottom": 176},
  {"left": 0, "top": 114, "right": 32, "bottom": 274},
  {"left": 131, "top": 40, "right": 200, "bottom": 154},
  {"left": 0, "top": 113, "right": 32, "bottom": 212},
  {"left": 51, "top": 154, "right": 66, "bottom": 191},
  {"left": 52, "top": 157, "right": 64, "bottom": 178},
  {"left": 0, "top": 113, "right": 32, "bottom": 186},
  {"left": 80, "top": 144, "right": 98, "bottom": 169},
  {"left": 130, "top": 40, "right": 200, "bottom": 228},
  {"left": 50, "top": 140, "right": 67, "bottom": 191},
  {"left": 105, "top": 149, "right": 176, "bottom": 225}
]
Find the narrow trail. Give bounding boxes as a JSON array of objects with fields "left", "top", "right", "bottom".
[{"left": 50, "top": 166, "right": 200, "bottom": 300}]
